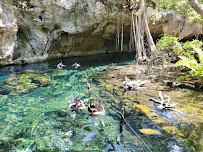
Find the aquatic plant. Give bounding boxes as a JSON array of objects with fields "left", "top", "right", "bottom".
[
  {"left": 0, "top": 94, "right": 8, "bottom": 106},
  {"left": 0, "top": 70, "right": 51, "bottom": 96}
]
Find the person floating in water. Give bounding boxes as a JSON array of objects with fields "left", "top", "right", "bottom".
[
  {"left": 57, "top": 62, "right": 65, "bottom": 69},
  {"left": 66, "top": 96, "right": 86, "bottom": 119},
  {"left": 88, "top": 100, "right": 105, "bottom": 116},
  {"left": 72, "top": 62, "right": 81, "bottom": 69},
  {"left": 66, "top": 96, "right": 86, "bottom": 111}
]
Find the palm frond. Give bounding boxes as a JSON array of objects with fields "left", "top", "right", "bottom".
[
  {"left": 196, "top": 48, "right": 203, "bottom": 64},
  {"left": 176, "top": 56, "right": 197, "bottom": 71}
]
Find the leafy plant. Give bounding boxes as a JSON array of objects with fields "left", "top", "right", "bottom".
[
  {"left": 156, "top": 36, "right": 182, "bottom": 53},
  {"left": 154, "top": 0, "right": 202, "bottom": 23},
  {"left": 100, "top": 0, "right": 126, "bottom": 13},
  {"left": 156, "top": 36, "right": 183, "bottom": 62},
  {"left": 176, "top": 41, "right": 203, "bottom": 83}
]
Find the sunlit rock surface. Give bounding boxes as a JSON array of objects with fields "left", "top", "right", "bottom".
[
  {"left": 0, "top": 0, "right": 18, "bottom": 65},
  {"left": 0, "top": 0, "right": 202, "bottom": 65},
  {"left": 92, "top": 63, "right": 203, "bottom": 149},
  {"left": 139, "top": 129, "right": 162, "bottom": 135}
]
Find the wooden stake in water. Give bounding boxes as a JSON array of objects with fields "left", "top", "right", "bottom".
[
  {"left": 117, "top": 108, "right": 124, "bottom": 144},
  {"left": 86, "top": 69, "right": 91, "bottom": 96},
  {"left": 120, "top": 108, "right": 124, "bottom": 134}
]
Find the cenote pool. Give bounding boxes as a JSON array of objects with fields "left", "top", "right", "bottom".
[{"left": 0, "top": 52, "right": 201, "bottom": 152}]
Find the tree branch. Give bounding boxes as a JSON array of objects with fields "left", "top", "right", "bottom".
[{"left": 188, "top": 0, "right": 203, "bottom": 18}]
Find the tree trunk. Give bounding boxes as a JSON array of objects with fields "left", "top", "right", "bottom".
[
  {"left": 135, "top": 15, "right": 142, "bottom": 62},
  {"left": 116, "top": 17, "right": 120, "bottom": 51},
  {"left": 121, "top": 17, "right": 124, "bottom": 51},
  {"left": 140, "top": 0, "right": 147, "bottom": 60},
  {"left": 144, "top": 18, "right": 156, "bottom": 56},
  {"left": 130, "top": 0, "right": 156, "bottom": 64},
  {"left": 188, "top": 0, "right": 203, "bottom": 18},
  {"left": 129, "top": 12, "right": 135, "bottom": 52}
]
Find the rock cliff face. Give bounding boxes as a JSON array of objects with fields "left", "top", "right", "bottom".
[
  {"left": 0, "top": 0, "right": 202, "bottom": 66},
  {"left": 0, "top": 0, "right": 18, "bottom": 65}
]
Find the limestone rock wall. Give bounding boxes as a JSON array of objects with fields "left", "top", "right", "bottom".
[
  {"left": 0, "top": 0, "right": 18, "bottom": 65},
  {"left": 0, "top": 0, "right": 202, "bottom": 66},
  {"left": 147, "top": 8, "right": 203, "bottom": 39}
]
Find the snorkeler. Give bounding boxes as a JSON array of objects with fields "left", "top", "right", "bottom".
[
  {"left": 57, "top": 62, "right": 65, "bottom": 69},
  {"left": 88, "top": 100, "right": 105, "bottom": 116},
  {"left": 72, "top": 62, "right": 81, "bottom": 69},
  {"left": 66, "top": 96, "right": 86, "bottom": 111},
  {"left": 66, "top": 96, "right": 86, "bottom": 119}
]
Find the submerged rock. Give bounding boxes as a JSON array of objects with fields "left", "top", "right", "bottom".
[
  {"left": 162, "top": 126, "right": 184, "bottom": 137},
  {"left": 0, "top": 70, "right": 51, "bottom": 95},
  {"left": 139, "top": 129, "right": 162, "bottom": 135}
]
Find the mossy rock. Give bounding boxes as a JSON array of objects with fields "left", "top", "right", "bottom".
[
  {"left": 17, "top": 78, "right": 32, "bottom": 84},
  {"left": 136, "top": 105, "right": 151, "bottom": 116},
  {"left": 19, "top": 70, "right": 40, "bottom": 74},
  {"left": 0, "top": 70, "right": 51, "bottom": 96},
  {"left": 152, "top": 117, "right": 166, "bottom": 124},
  {"left": 32, "top": 74, "right": 51, "bottom": 87},
  {"left": 162, "top": 126, "right": 178, "bottom": 134},
  {"left": 136, "top": 105, "right": 167, "bottom": 124},
  {"left": 139, "top": 129, "right": 162, "bottom": 135},
  {"left": 17, "top": 73, "right": 36, "bottom": 80}
]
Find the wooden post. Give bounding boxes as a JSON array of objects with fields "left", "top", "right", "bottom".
[
  {"left": 120, "top": 108, "right": 124, "bottom": 134},
  {"left": 86, "top": 69, "right": 91, "bottom": 96}
]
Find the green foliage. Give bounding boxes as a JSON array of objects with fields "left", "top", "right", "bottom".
[
  {"left": 156, "top": 36, "right": 182, "bottom": 54},
  {"left": 3, "top": 3, "right": 8, "bottom": 7},
  {"left": 156, "top": 36, "right": 183, "bottom": 62},
  {"left": 176, "top": 40, "right": 203, "bottom": 83},
  {"left": 73, "top": 0, "right": 89, "bottom": 14},
  {"left": 156, "top": 36, "right": 203, "bottom": 83},
  {"left": 182, "top": 40, "right": 203, "bottom": 52},
  {"left": 154, "top": 0, "right": 202, "bottom": 23},
  {"left": 100, "top": 0, "right": 126, "bottom": 13}
]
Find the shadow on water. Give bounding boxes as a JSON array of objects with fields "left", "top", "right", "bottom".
[{"left": 0, "top": 52, "right": 136, "bottom": 79}]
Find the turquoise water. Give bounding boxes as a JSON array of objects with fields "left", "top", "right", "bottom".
[{"left": 0, "top": 53, "right": 196, "bottom": 151}]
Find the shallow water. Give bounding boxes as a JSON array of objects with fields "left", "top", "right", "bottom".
[{"left": 0, "top": 52, "right": 200, "bottom": 152}]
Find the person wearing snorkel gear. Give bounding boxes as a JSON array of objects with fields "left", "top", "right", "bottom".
[
  {"left": 66, "top": 96, "right": 86, "bottom": 111},
  {"left": 57, "top": 62, "right": 65, "bottom": 69},
  {"left": 66, "top": 96, "right": 86, "bottom": 119},
  {"left": 88, "top": 99, "right": 105, "bottom": 116},
  {"left": 72, "top": 62, "right": 81, "bottom": 69}
]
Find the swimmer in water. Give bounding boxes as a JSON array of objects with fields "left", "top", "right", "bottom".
[
  {"left": 57, "top": 62, "right": 65, "bottom": 69},
  {"left": 66, "top": 96, "right": 86, "bottom": 119},
  {"left": 88, "top": 100, "right": 105, "bottom": 116},
  {"left": 72, "top": 62, "right": 81, "bottom": 69}
]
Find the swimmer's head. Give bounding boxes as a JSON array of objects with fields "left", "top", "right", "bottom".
[
  {"left": 74, "top": 96, "right": 81, "bottom": 102},
  {"left": 90, "top": 102, "right": 97, "bottom": 109}
]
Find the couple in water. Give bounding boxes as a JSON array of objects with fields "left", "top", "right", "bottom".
[
  {"left": 66, "top": 96, "right": 105, "bottom": 118},
  {"left": 57, "top": 62, "right": 81, "bottom": 69}
]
